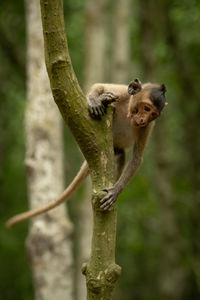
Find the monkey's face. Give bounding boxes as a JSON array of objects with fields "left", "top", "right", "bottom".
[
  {"left": 129, "top": 102, "right": 160, "bottom": 128},
  {"left": 128, "top": 82, "right": 167, "bottom": 127}
]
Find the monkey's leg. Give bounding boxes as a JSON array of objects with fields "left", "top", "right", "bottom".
[
  {"left": 87, "top": 92, "right": 118, "bottom": 119},
  {"left": 114, "top": 147, "right": 125, "bottom": 180}
]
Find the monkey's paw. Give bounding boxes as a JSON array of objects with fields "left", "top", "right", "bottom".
[
  {"left": 88, "top": 92, "right": 118, "bottom": 120},
  {"left": 99, "top": 92, "right": 119, "bottom": 105},
  {"left": 100, "top": 187, "right": 119, "bottom": 211},
  {"left": 88, "top": 101, "right": 105, "bottom": 119}
]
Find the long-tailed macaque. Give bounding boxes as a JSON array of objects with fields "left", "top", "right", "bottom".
[{"left": 6, "top": 79, "right": 167, "bottom": 227}]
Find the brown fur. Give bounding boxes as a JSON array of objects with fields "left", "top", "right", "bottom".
[{"left": 6, "top": 80, "right": 166, "bottom": 225}]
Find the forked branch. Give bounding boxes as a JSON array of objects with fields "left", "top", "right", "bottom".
[{"left": 40, "top": 0, "right": 120, "bottom": 299}]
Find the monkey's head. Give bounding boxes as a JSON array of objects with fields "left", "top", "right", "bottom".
[{"left": 127, "top": 79, "right": 167, "bottom": 128}]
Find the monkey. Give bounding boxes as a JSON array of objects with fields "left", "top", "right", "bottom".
[{"left": 6, "top": 79, "right": 167, "bottom": 227}]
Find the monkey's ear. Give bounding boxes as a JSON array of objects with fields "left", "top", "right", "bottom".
[
  {"left": 128, "top": 79, "right": 142, "bottom": 95},
  {"left": 160, "top": 84, "right": 166, "bottom": 94}
]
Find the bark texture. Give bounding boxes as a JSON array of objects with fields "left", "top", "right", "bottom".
[
  {"left": 111, "top": 0, "right": 131, "bottom": 83},
  {"left": 76, "top": 2, "right": 110, "bottom": 299},
  {"left": 40, "top": 0, "right": 121, "bottom": 299},
  {"left": 84, "top": 0, "right": 109, "bottom": 91},
  {"left": 25, "top": 1, "right": 73, "bottom": 299},
  {"left": 76, "top": 177, "right": 92, "bottom": 300}
]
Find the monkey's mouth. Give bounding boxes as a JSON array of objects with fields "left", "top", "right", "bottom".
[
  {"left": 138, "top": 124, "right": 147, "bottom": 128},
  {"left": 133, "top": 120, "right": 147, "bottom": 128}
]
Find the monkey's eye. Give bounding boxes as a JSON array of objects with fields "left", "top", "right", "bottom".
[{"left": 144, "top": 106, "right": 150, "bottom": 112}]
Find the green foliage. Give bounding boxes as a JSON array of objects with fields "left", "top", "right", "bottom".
[
  {"left": 0, "top": 2, "right": 32, "bottom": 299},
  {"left": 1, "top": 0, "right": 200, "bottom": 299}
]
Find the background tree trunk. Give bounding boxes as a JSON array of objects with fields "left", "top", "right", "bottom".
[
  {"left": 162, "top": 1, "right": 200, "bottom": 294},
  {"left": 110, "top": 0, "right": 131, "bottom": 83},
  {"left": 139, "top": 1, "right": 184, "bottom": 298},
  {"left": 25, "top": 1, "right": 74, "bottom": 299},
  {"left": 83, "top": 0, "right": 110, "bottom": 92},
  {"left": 153, "top": 124, "right": 184, "bottom": 300},
  {"left": 1, "top": 1, "right": 200, "bottom": 299},
  {"left": 76, "top": 1, "right": 109, "bottom": 299}
]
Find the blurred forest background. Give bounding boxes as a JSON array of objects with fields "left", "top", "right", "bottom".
[{"left": 0, "top": 0, "right": 200, "bottom": 299}]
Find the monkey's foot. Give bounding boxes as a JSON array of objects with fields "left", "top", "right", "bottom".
[
  {"left": 88, "top": 92, "right": 118, "bottom": 120},
  {"left": 100, "top": 187, "right": 119, "bottom": 210}
]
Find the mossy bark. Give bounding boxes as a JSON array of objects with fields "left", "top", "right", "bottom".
[{"left": 40, "top": 0, "right": 121, "bottom": 298}]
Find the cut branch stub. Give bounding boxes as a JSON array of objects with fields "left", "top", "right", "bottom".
[{"left": 82, "top": 262, "right": 121, "bottom": 296}]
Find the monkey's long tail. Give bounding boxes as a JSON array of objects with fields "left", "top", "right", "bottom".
[{"left": 6, "top": 161, "right": 89, "bottom": 228}]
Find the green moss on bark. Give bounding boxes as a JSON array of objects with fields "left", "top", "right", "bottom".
[{"left": 40, "top": 0, "right": 121, "bottom": 298}]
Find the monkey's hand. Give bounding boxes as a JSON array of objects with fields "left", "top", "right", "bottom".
[
  {"left": 99, "top": 92, "right": 119, "bottom": 106},
  {"left": 88, "top": 92, "right": 118, "bottom": 119},
  {"left": 100, "top": 186, "right": 120, "bottom": 210}
]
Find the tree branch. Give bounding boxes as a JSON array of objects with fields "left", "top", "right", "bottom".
[{"left": 40, "top": 0, "right": 121, "bottom": 298}]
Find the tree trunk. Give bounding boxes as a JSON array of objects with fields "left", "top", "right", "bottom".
[
  {"left": 83, "top": 0, "right": 110, "bottom": 92},
  {"left": 40, "top": 0, "right": 121, "bottom": 299},
  {"left": 153, "top": 124, "right": 184, "bottom": 300},
  {"left": 139, "top": 1, "right": 183, "bottom": 298},
  {"left": 110, "top": 0, "right": 131, "bottom": 83},
  {"left": 76, "top": 1, "right": 109, "bottom": 299},
  {"left": 25, "top": 1, "right": 74, "bottom": 299},
  {"left": 139, "top": 0, "right": 156, "bottom": 79},
  {"left": 161, "top": 1, "right": 200, "bottom": 294}
]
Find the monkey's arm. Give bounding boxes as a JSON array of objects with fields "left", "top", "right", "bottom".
[
  {"left": 6, "top": 161, "right": 89, "bottom": 227},
  {"left": 100, "top": 126, "right": 152, "bottom": 210},
  {"left": 100, "top": 145, "right": 142, "bottom": 210},
  {"left": 87, "top": 85, "right": 119, "bottom": 119}
]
